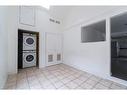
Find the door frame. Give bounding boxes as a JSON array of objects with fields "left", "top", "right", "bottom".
[{"left": 18, "top": 29, "right": 39, "bottom": 70}]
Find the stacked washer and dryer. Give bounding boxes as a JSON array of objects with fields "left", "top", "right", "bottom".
[{"left": 22, "top": 33, "right": 37, "bottom": 68}]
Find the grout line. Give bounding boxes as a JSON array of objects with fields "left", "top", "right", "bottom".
[
  {"left": 108, "top": 82, "right": 113, "bottom": 89},
  {"left": 77, "top": 75, "right": 93, "bottom": 88},
  {"left": 97, "top": 80, "right": 113, "bottom": 89},
  {"left": 91, "top": 79, "right": 102, "bottom": 89},
  {"left": 32, "top": 67, "right": 43, "bottom": 89},
  {"left": 26, "top": 69, "right": 31, "bottom": 89},
  {"left": 15, "top": 72, "right": 18, "bottom": 89}
]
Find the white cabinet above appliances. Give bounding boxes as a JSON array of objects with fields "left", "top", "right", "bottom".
[{"left": 19, "top": 6, "right": 35, "bottom": 26}]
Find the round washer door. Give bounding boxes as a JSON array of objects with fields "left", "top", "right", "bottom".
[
  {"left": 24, "top": 36, "right": 36, "bottom": 46},
  {"left": 24, "top": 54, "right": 35, "bottom": 63},
  {"left": 26, "top": 38, "right": 34, "bottom": 45}
]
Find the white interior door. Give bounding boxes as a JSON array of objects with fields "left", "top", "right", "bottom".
[{"left": 46, "top": 33, "right": 63, "bottom": 66}]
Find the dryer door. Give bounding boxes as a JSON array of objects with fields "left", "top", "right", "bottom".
[
  {"left": 23, "top": 35, "right": 36, "bottom": 50},
  {"left": 23, "top": 52, "right": 36, "bottom": 68}
]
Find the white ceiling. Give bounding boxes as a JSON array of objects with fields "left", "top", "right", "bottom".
[{"left": 49, "top": 6, "right": 72, "bottom": 21}]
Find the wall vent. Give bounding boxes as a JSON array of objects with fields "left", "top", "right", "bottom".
[
  {"left": 48, "top": 54, "right": 53, "bottom": 62},
  {"left": 57, "top": 54, "right": 61, "bottom": 61}
]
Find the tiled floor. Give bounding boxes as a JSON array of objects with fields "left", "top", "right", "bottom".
[{"left": 4, "top": 64, "right": 127, "bottom": 90}]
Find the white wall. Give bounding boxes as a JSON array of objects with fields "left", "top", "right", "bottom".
[
  {"left": 63, "top": 6, "right": 127, "bottom": 86},
  {"left": 0, "top": 7, "right": 8, "bottom": 88},
  {"left": 7, "top": 6, "right": 62, "bottom": 74},
  {"left": 7, "top": 6, "right": 18, "bottom": 74}
]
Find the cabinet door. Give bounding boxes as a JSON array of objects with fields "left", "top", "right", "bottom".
[
  {"left": 56, "top": 34, "right": 63, "bottom": 63},
  {"left": 19, "top": 6, "right": 35, "bottom": 26},
  {"left": 46, "top": 33, "right": 63, "bottom": 66},
  {"left": 46, "top": 33, "right": 57, "bottom": 66}
]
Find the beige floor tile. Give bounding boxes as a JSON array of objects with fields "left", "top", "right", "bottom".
[
  {"left": 78, "top": 76, "right": 89, "bottom": 81},
  {"left": 4, "top": 81, "right": 16, "bottom": 89},
  {"left": 72, "top": 78, "right": 86, "bottom": 85},
  {"left": 73, "top": 73, "right": 81, "bottom": 78},
  {"left": 32, "top": 67, "right": 39, "bottom": 71},
  {"left": 113, "top": 82, "right": 127, "bottom": 88},
  {"left": 85, "top": 79, "right": 98, "bottom": 86},
  {"left": 8, "top": 74, "right": 17, "bottom": 79},
  {"left": 62, "top": 74, "right": 70, "bottom": 78},
  {"left": 76, "top": 86, "right": 84, "bottom": 89},
  {"left": 62, "top": 75, "right": 70, "bottom": 79},
  {"left": 27, "top": 75, "right": 37, "bottom": 81},
  {"left": 53, "top": 72, "right": 62, "bottom": 76},
  {"left": 49, "top": 77, "right": 59, "bottom": 83},
  {"left": 42, "top": 70, "right": 51, "bottom": 74},
  {"left": 57, "top": 75, "right": 66, "bottom": 80},
  {"left": 27, "top": 72, "right": 36, "bottom": 77},
  {"left": 7, "top": 74, "right": 17, "bottom": 83},
  {"left": 89, "top": 75, "right": 101, "bottom": 81},
  {"left": 34, "top": 71, "right": 42, "bottom": 75},
  {"left": 69, "top": 75, "right": 77, "bottom": 80},
  {"left": 5, "top": 81, "right": 16, "bottom": 88},
  {"left": 38, "top": 77, "right": 48, "bottom": 83},
  {"left": 4, "top": 85, "right": 16, "bottom": 89},
  {"left": 65, "top": 81, "right": 78, "bottom": 89},
  {"left": 26, "top": 71, "right": 34, "bottom": 76},
  {"left": 65, "top": 76, "right": 75, "bottom": 82},
  {"left": 17, "top": 80, "right": 28, "bottom": 89},
  {"left": 46, "top": 75, "right": 56, "bottom": 79},
  {"left": 17, "top": 82, "right": 29, "bottom": 89},
  {"left": 25, "top": 68, "right": 33, "bottom": 72},
  {"left": 59, "top": 71, "right": 67, "bottom": 75},
  {"left": 30, "top": 84, "right": 42, "bottom": 89},
  {"left": 41, "top": 80, "right": 52, "bottom": 87},
  {"left": 52, "top": 81, "right": 64, "bottom": 88},
  {"left": 17, "top": 73, "right": 27, "bottom": 80},
  {"left": 42, "top": 84, "right": 56, "bottom": 89},
  {"left": 110, "top": 83, "right": 127, "bottom": 89},
  {"left": 80, "top": 83, "right": 93, "bottom": 89},
  {"left": 28, "top": 80, "right": 40, "bottom": 87},
  {"left": 36, "top": 74, "right": 46, "bottom": 79},
  {"left": 99, "top": 79, "right": 113, "bottom": 87},
  {"left": 82, "top": 73, "right": 92, "bottom": 78},
  {"left": 94, "top": 83, "right": 109, "bottom": 89},
  {"left": 58, "top": 85, "right": 69, "bottom": 89},
  {"left": 61, "top": 78, "right": 71, "bottom": 84},
  {"left": 7, "top": 78, "right": 17, "bottom": 83},
  {"left": 18, "top": 69, "right": 26, "bottom": 73},
  {"left": 17, "top": 78, "right": 27, "bottom": 84}
]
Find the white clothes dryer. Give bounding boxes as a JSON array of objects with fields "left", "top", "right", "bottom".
[
  {"left": 23, "top": 33, "right": 36, "bottom": 50},
  {"left": 23, "top": 51, "right": 36, "bottom": 68}
]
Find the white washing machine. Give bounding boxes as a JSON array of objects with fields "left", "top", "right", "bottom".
[
  {"left": 23, "top": 33, "right": 36, "bottom": 50},
  {"left": 23, "top": 51, "right": 36, "bottom": 68}
]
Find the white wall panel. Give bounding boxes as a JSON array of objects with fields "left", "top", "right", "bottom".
[
  {"left": 19, "top": 6, "right": 35, "bottom": 26},
  {"left": 0, "top": 7, "right": 8, "bottom": 88}
]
